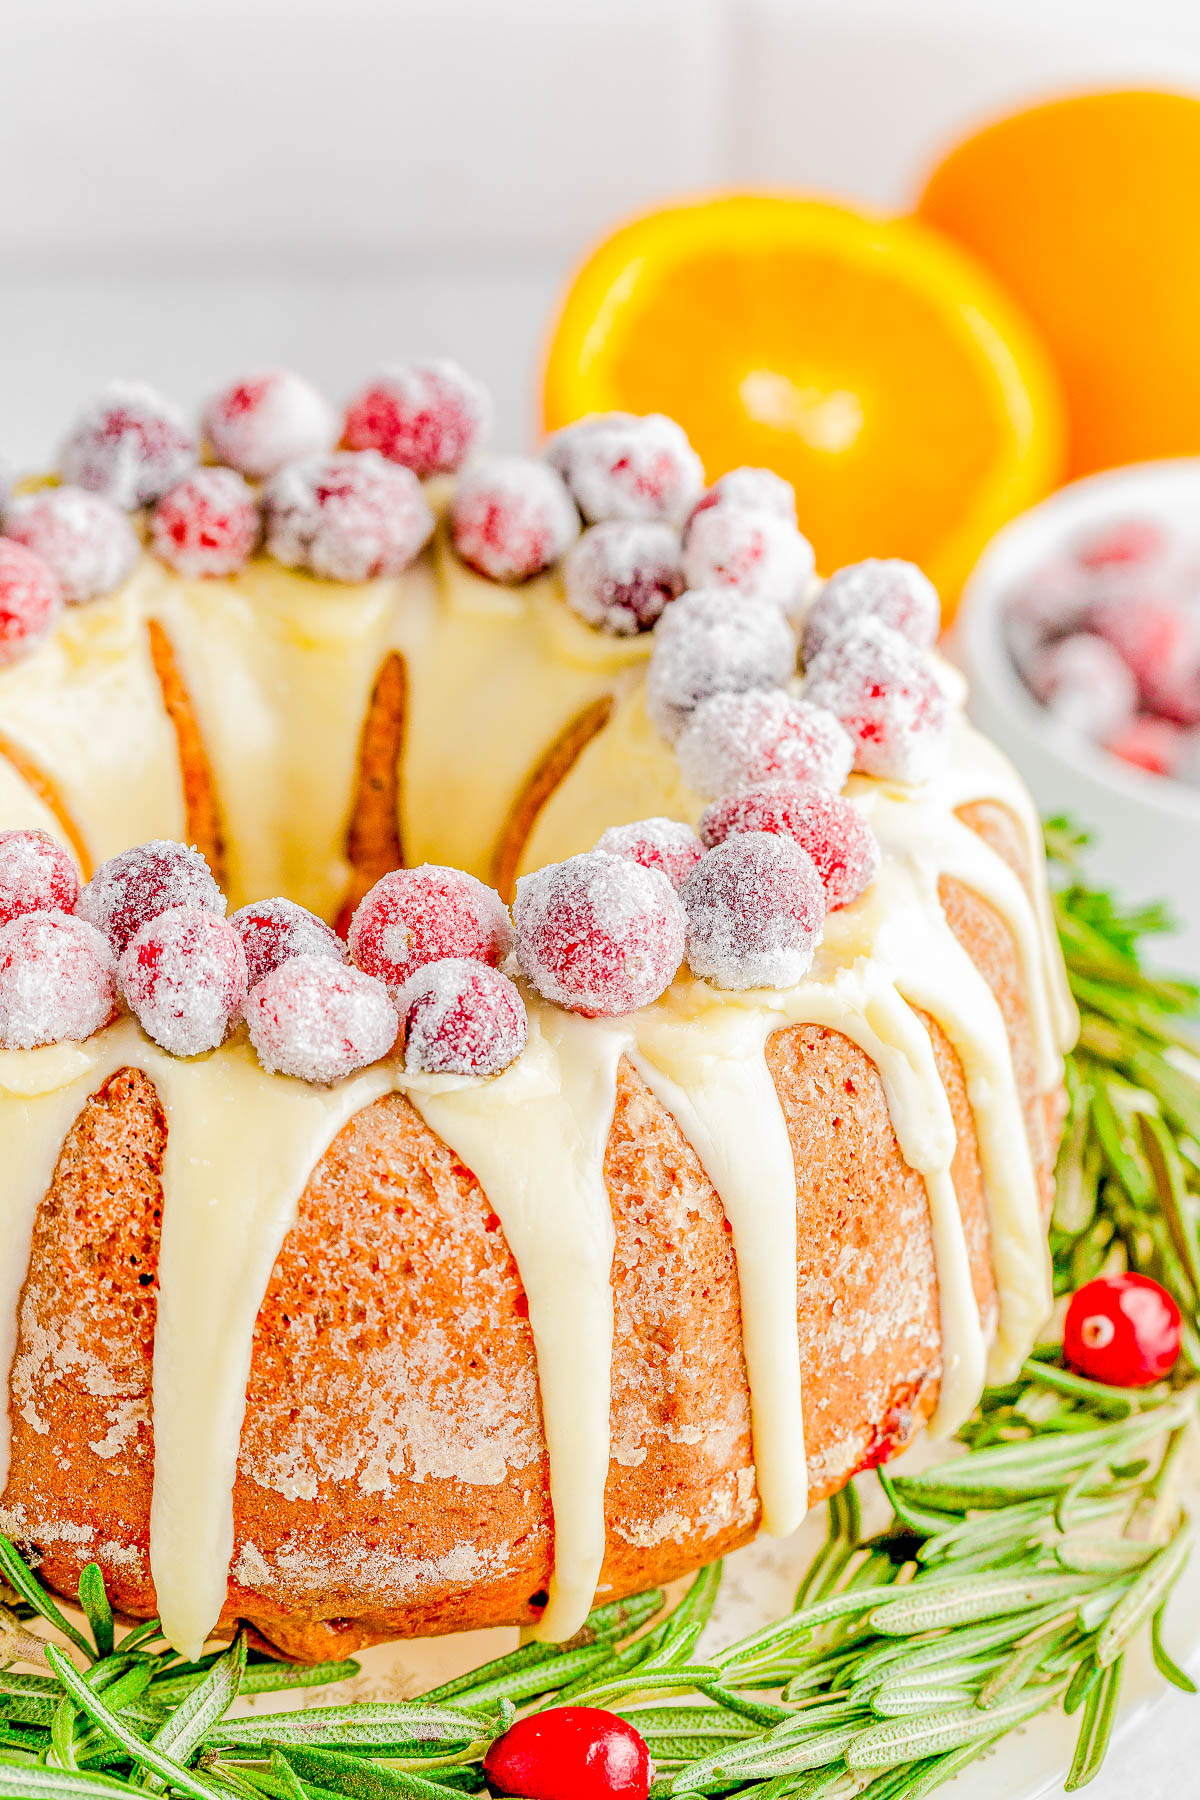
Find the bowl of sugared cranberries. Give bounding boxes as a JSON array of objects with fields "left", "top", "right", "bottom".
[{"left": 957, "top": 458, "right": 1200, "bottom": 971}]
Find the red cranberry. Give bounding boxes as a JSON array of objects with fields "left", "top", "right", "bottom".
[
  {"left": 646, "top": 588, "right": 795, "bottom": 743},
  {"left": 3, "top": 487, "right": 139, "bottom": 605},
  {"left": 0, "top": 912, "right": 117, "bottom": 1049},
  {"left": 263, "top": 450, "right": 433, "bottom": 582},
  {"left": 483, "top": 1707, "right": 652, "bottom": 1800},
  {"left": 594, "top": 817, "right": 703, "bottom": 890},
  {"left": 1063, "top": 1273, "right": 1181, "bottom": 1387},
  {"left": 699, "top": 782, "right": 880, "bottom": 911},
  {"left": 451, "top": 456, "right": 579, "bottom": 582},
  {"left": 151, "top": 468, "right": 261, "bottom": 578},
  {"left": 687, "top": 466, "right": 796, "bottom": 530},
  {"left": 681, "top": 831, "right": 826, "bottom": 990},
  {"left": 1076, "top": 517, "right": 1166, "bottom": 571},
  {"left": 514, "top": 851, "right": 685, "bottom": 1016},
  {"left": 675, "top": 689, "right": 853, "bottom": 799},
  {"left": 1106, "top": 716, "right": 1185, "bottom": 778},
  {"left": 229, "top": 896, "right": 347, "bottom": 989},
  {"left": 1027, "top": 633, "right": 1138, "bottom": 742},
  {"left": 802, "top": 559, "right": 940, "bottom": 664},
  {"left": 80, "top": 840, "right": 226, "bottom": 957},
  {"left": 118, "top": 907, "right": 247, "bottom": 1056},
  {"left": 682, "top": 505, "right": 814, "bottom": 608},
  {"left": 0, "top": 539, "right": 63, "bottom": 664},
  {"left": 0, "top": 830, "right": 80, "bottom": 923},
  {"left": 803, "top": 619, "right": 949, "bottom": 783},
  {"left": 343, "top": 360, "right": 492, "bottom": 478},
  {"left": 563, "top": 521, "right": 684, "bottom": 635},
  {"left": 564, "top": 415, "right": 704, "bottom": 527},
  {"left": 399, "top": 958, "right": 527, "bottom": 1077},
  {"left": 1089, "top": 594, "right": 1200, "bottom": 725},
  {"left": 348, "top": 865, "right": 512, "bottom": 999},
  {"left": 59, "top": 382, "right": 195, "bottom": 510},
  {"left": 202, "top": 370, "right": 337, "bottom": 478},
  {"left": 245, "top": 955, "right": 398, "bottom": 1083}
]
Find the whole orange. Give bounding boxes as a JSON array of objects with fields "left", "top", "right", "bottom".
[{"left": 916, "top": 89, "right": 1200, "bottom": 477}]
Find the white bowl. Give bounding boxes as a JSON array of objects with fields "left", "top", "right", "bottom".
[{"left": 956, "top": 458, "right": 1200, "bottom": 974}]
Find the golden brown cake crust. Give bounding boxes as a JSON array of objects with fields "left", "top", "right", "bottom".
[{"left": 1, "top": 805, "right": 1060, "bottom": 1659}]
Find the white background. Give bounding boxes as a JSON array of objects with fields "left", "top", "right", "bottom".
[{"left": 3, "top": 5, "right": 1200, "bottom": 1791}]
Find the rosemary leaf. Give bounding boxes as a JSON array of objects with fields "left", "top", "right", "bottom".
[{"left": 1065, "top": 1655, "right": 1123, "bottom": 1790}]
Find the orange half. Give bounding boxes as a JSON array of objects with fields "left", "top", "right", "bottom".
[{"left": 543, "top": 195, "right": 1064, "bottom": 608}]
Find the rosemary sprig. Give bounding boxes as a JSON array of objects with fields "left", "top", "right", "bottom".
[{"left": 0, "top": 824, "right": 1192, "bottom": 1797}]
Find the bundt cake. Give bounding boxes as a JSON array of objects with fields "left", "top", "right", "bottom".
[{"left": 0, "top": 370, "right": 1076, "bottom": 1665}]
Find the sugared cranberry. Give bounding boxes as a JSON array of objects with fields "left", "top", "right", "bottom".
[
  {"left": 151, "top": 468, "right": 261, "bottom": 578},
  {"left": 646, "top": 588, "right": 796, "bottom": 743},
  {"left": 543, "top": 413, "right": 634, "bottom": 479},
  {"left": 202, "top": 370, "right": 337, "bottom": 478},
  {"left": 229, "top": 896, "right": 347, "bottom": 990},
  {"left": 563, "top": 521, "right": 684, "bottom": 635},
  {"left": 118, "top": 907, "right": 247, "bottom": 1057},
  {"left": 483, "top": 1708, "right": 652, "bottom": 1800},
  {"left": 1076, "top": 517, "right": 1166, "bottom": 571},
  {"left": 1106, "top": 716, "right": 1186, "bottom": 778},
  {"left": 1027, "top": 633, "right": 1138, "bottom": 742},
  {"left": 675, "top": 689, "right": 853, "bottom": 799},
  {"left": 514, "top": 852, "right": 685, "bottom": 1016},
  {"left": 2, "top": 487, "right": 139, "bottom": 605},
  {"left": 0, "top": 540, "right": 63, "bottom": 664},
  {"left": 699, "top": 781, "right": 880, "bottom": 910},
  {"left": 683, "top": 506, "right": 814, "bottom": 609},
  {"left": 802, "top": 559, "right": 940, "bottom": 664},
  {"left": 343, "top": 361, "right": 493, "bottom": 478},
  {"left": 80, "top": 841, "right": 226, "bottom": 957},
  {"left": 1089, "top": 594, "right": 1200, "bottom": 725},
  {"left": 681, "top": 831, "right": 826, "bottom": 990},
  {"left": 264, "top": 451, "right": 434, "bottom": 582},
  {"left": 399, "top": 958, "right": 527, "bottom": 1077},
  {"left": 0, "top": 912, "right": 116, "bottom": 1049},
  {"left": 0, "top": 830, "right": 80, "bottom": 924},
  {"left": 59, "top": 382, "right": 195, "bottom": 510},
  {"left": 244, "top": 955, "right": 398, "bottom": 1083},
  {"left": 803, "top": 620, "right": 949, "bottom": 783},
  {"left": 594, "top": 818, "right": 703, "bottom": 890},
  {"left": 564, "top": 415, "right": 704, "bottom": 527},
  {"left": 451, "top": 457, "right": 579, "bottom": 583},
  {"left": 1063, "top": 1273, "right": 1181, "bottom": 1386},
  {"left": 348, "top": 865, "right": 512, "bottom": 999},
  {"left": 687, "top": 466, "right": 796, "bottom": 530}
]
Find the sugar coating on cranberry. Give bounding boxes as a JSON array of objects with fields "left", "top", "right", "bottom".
[
  {"left": 688, "top": 466, "right": 796, "bottom": 530},
  {"left": 343, "top": 360, "right": 493, "bottom": 478},
  {"left": 681, "top": 831, "right": 826, "bottom": 990},
  {"left": 245, "top": 955, "right": 398, "bottom": 1083},
  {"left": 564, "top": 415, "right": 705, "bottom": 527},
  {"left": 514, "top": 852, "right": 685, "bottom": 1016},
  {"left": 646, "top": 588, "right": 796, "bottom": 743},
  {"left": 1089, "top": 593, "right": 1200, "bottom": 724},
  {"left": 483, "top": 1707, "right": 652, "bottom": 1800},
  {"left": 542, "top": 413, "right": 635, "bottom": 479},
  {"left": 1004, "top": 559, "right": 1096, "bottom": 672},
  {"left": 0, "top": 912, "right": 116, "bottom": 1049},
  {"left": 1064, "top": 1272, "right": 1181, "bottom": 1386},
  {"left": 1075, "top": 516, "right": 1166, "bottom": 571},
  {"left": 675, "top": 689, "right": 854, "bottom": 799},
  {"left": 230, "top": 896, "right": 347, "bottom": 990},
  {"left": 348, "top": 865, "right": 512, "bottom": 998},
  {"left": 59, "top": 382, "right": 195, "bottom": 511},
  {"left": 2, "top": 487, "right": 140, "bottom": 605},
  {"left": 801, "top": 559, "right": 940, "bottom": 664},
  {"left": 0, "top": 830, "right": 80, "bottom": 924},
  {"left": 594, "top": 817, "right": 703, "bottom": 890},
  {"left": 1028, "top": 632, "right": 1138, "bottom": 741},
  {"left": 803, "top": 619, "right": 950, "bottom": 783},
  {"left": 119, "top": 907, "right": 246, "bottom": 1057},
  {"left": 202, "top": 370, "right": 337, "bottom": 479},
  {"left": 451, "top": 456, "right": 579, "bottom": 583},
  {"left": 151, "top": 468, "right": 261, "bottom": 579},
  {"left": 264, "top": 451, "right": 434, "bottom": 582},
  {"left": 699, "top": 782, "right": 880, "bottom": 911},
  {"left": 1106, "top": 715, "right": 1186, "bottom": 778},
  {"left": 80, "top": 840, "right": 226, "bottom": 957},
  {"left": 399, "top": 958, "right": 527, "bottom": 1077},
  {"left": 0, "top": 539, "right": 63, "bottom": 664},
  {"left": 563, "top": 521, "right": 684, "bottom": 635},
  {"left": 682, "top": 506, "right": 814, "bottom": 609}
]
